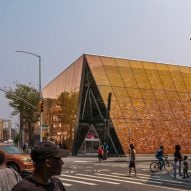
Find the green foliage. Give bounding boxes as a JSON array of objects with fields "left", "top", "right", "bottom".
[
  {"left": 5, "top": 83, "right": 40, "bottom": 147},
  {"left": 14, "top": 134, "right": 20, "bottom": 146},
  {"left": 57, "top": 91, "right": 78, "bottom": 149},
  {"left": 5, "top": 83, "right": 40, "bottom": 120},
  {"left": 57, "top": 91, "right": 77, "bottom": 123}
]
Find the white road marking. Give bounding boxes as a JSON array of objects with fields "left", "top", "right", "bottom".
[
  {"left": 62, "top": 182, "right": 72, "bottom": 186},
  {"left": 112, "top": 172, "right": 191, "bottom": 185},
  {"left": 60, "top": 174, "right": 120, "bottom": 185},
  {"left": 59, "top": 171, "right": 191, "bottom": 190},
  {"left": 95, "top": 173, "right": 189, "bottom": 191},
  {"left": 59, "top": 177, "right": 97, "bottom": 185},
  {"left": 74, "top": 160, "right": 87, "bottom": 163},
  {"left": 79, "top": 173, "right": 162, "bottom": 184}
]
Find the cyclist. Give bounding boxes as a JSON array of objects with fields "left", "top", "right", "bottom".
[{"left": 155, "top": 146, "right": 167, "bottom": 170}]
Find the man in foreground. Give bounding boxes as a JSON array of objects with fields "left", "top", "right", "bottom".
[{"left": 12, "top": 141, "right": 67, "bottom": 191}]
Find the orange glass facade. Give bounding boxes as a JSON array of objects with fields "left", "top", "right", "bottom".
[{"left": 42, "top": 54, "right": 191, "bottom": 155}]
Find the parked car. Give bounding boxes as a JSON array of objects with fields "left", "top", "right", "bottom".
[{"left": 0, "top": 143, "right": 34, "bottom": 177}]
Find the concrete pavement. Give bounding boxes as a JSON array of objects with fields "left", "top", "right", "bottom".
[{"left": 65, "top": 155, "right": 191, "bottom": 182}]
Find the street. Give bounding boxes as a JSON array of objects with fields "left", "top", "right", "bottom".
[{"left": 59, "top": 157, "right": 191, "bottom": 191}]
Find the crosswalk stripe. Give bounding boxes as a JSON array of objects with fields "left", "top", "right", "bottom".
[
  {"left": 77, "top": 173, "right": 160, "bottom": 185},
  {"left": 62, "top": 182, "right": 72, "bottom": 187},
  {"left": 92, "top": 173, "right": 162, "bottom": 184},
  {"left": 94, "top": 173, "right": 189, "bottom": 191},
  {"left": 59, "top": 172, "right": 191, "bottom": 190},
  {"left": 60, "top": 174, "right": 120, "bottom": 185},
  {"left": 112, "top": 172, "right": 191, "bottom": 186},
  {"left": 59, "top": 177, "right": 97, "bottom": 185}
]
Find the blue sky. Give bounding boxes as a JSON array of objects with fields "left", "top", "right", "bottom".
[{"left": 1, "top": 0, "right": 191, "bottom": 123}]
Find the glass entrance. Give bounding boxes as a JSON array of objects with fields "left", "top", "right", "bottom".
[
  {"left": 85, "top": 139, "right": 100, "bottom": 156},
  {"left": 78, "top": 124, "right": 102, "bottom": 156}
]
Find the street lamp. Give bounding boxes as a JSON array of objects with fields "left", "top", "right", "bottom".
[{"left": 16, "top": 50, "right": 43, "bottom": 142}]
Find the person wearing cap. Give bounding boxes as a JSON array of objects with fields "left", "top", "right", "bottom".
[{"left": 12, "top": 141, "right": 67, "bottom": 191}]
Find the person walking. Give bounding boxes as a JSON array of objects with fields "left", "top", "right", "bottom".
[
  {"left": 97, "top": 145, "right": 103, "bottom": 162},
  {"left": 182, "top": 156, "right": 189, "bottom": 178},
  {"left": 22, "top": 143, "right": 27, "bottom": 153},
  {"left": 174, "top": 144, "right": 182, "bottom": 178},
  {"left": 12, "top": 141, "right": 67, "bottom": 191},
  {"left": 128, "top": 143, "right": 136, "bottom": 176}
]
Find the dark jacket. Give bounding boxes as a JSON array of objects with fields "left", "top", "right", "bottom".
[{"left": 174, "top": 150, "right": 182, "bottom": 161}]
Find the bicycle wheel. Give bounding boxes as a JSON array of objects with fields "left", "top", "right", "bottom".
[
  {"left": 164, "top": 160, "right": 174, "bottom": 172},
  {"left": 150, "top": 161, "right": 159, "bottom": 172}
]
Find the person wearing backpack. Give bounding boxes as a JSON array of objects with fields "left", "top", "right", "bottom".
[{"left": 155, "top": 146, "right": 167, "bottom": 170}]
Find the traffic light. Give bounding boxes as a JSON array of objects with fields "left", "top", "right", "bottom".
[{"left": 40, "top": 100, "right": 44, "bottom": 112}]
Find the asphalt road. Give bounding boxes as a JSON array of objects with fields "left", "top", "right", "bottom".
[{"left": 59, "top": 157, "right": 191, "bottom": 191}]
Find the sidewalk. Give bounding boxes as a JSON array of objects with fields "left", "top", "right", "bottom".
[
  {"left": 105, "top": 155, "right": 191, "bottom": 183},
  {"left": 103, "top": 154, "right": 191, "bottom": 162},
  {"left": 65, "top": 155, "right": 191, "bottom": 182}
]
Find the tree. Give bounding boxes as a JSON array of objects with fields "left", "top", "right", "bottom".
[
  {"left": 56, "top": 91, "right": 78, "bottom": 149},
  {"left": 5, "top": 83, "right": 40, "bottom": 148}
]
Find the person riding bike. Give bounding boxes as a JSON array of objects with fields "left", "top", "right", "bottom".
[{"left": 155, "top": 146, "right": 167, "bottom": 170}]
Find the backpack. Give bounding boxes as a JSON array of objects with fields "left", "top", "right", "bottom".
[{"left": 155, "top": 150, "right": 162, "bottom": 158}]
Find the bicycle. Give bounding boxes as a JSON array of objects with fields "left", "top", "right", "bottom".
[{"left": 150, "top": 156, "right": 174, "bottom": 173}]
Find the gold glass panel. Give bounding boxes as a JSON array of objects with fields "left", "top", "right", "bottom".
[
  {"left": 115, "top": 58, "right": 138, "bottom": 88},
  {"left": 43, "top": 56, "right": 83, "bottom": 99},
  {"left": 179, "top": 92, "right": 190, "bottom": 101},
  {"left": 100, "top": 57, "right": 124, "bottom": 87},
  {"left": 65, "top": 65, "right": 73, "bottom": 91},
  {"left": 144, "top": 99, "right": 162, "bottom": 121},
  {"left": 166, "top": 91, "right": 179, "bottom": 101},
  {"left": 168, "top": 101, "right": 185, "bottom": 120},
  {"left": 71, "top": 57, "right": 83, "bottom": 90},
  {"left": 130, "top": 98, "right": 149, "bottom": 120},
  {"left": 140, "top": 89, "right": 154, "bottom": 100},
  {"left": 180, "top": 66, "right": 191, "bottom": 92},
  {"left": 112, "top": 119, "right": 127, "bottom": 128},
  {"left": 142, "top": 61, "right": 163, "bottom": 90},
  {"left": 109, "top": 100, "right": 123, "bottom": 119},
  {"left": 155, "top": 64, "right": 176, "bottom": 91},
  {"left": 86, "top": 55, "right": 110, "bottom": 86},
  {"left": 129, "top": 60, "right": 151, "bottom": 89},
  {"left": 168, "top": 65, "right": 187, "bottom": 92},
  {"left": 97, "top": 86, "right": 115, "bottom": 107},
  {"left": 112, "top": 87, "right": 136, "bottom": 119},
  {"left": 126, "top": 88, "right": 142, "bottom": 99},
  {"left": 154, "top": 90, "right": 167, "bottom": 100}
]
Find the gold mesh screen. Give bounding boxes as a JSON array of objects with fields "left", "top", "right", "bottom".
[{"left": 86, "top": 54, "right": 191, "bottom": 154}]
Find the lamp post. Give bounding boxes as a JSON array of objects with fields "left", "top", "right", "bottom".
[{"left": 16, "top": 50, "right": 43, "bottom": 142}]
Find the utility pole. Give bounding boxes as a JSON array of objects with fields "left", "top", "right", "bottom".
[
  {"left": 16, "top": 50, "right": 43, "bottom": 142},
  {"left": 104, "top": 92, "right": 112, "bottom": 159}
]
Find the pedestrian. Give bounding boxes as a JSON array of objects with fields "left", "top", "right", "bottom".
[
  {"left": 22, "top": 143, "right": 27, "bottom": 153},
  {"left": 12, "top": 141, "right": 67, "bottom": 191},
  {"left": 182, "top": 156, "right": 189, "bottom": 178},
  {"left": 105, "top": 144, "right": 109, "bottom": 159},
  {"left": 155, "top": 145, "right": 167, "bottom": 170},
  {"left": 128, "top": 143, "right": 136, "bottom": 176},
  {"left": 97, "top": 145, "right": 103, "bottom": 162},
  {"left": 174, "top": 144, "right": 182, "bottom": 178},
  {"left": 0, "top": 153, "right": 22, "bottom": 191}
]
